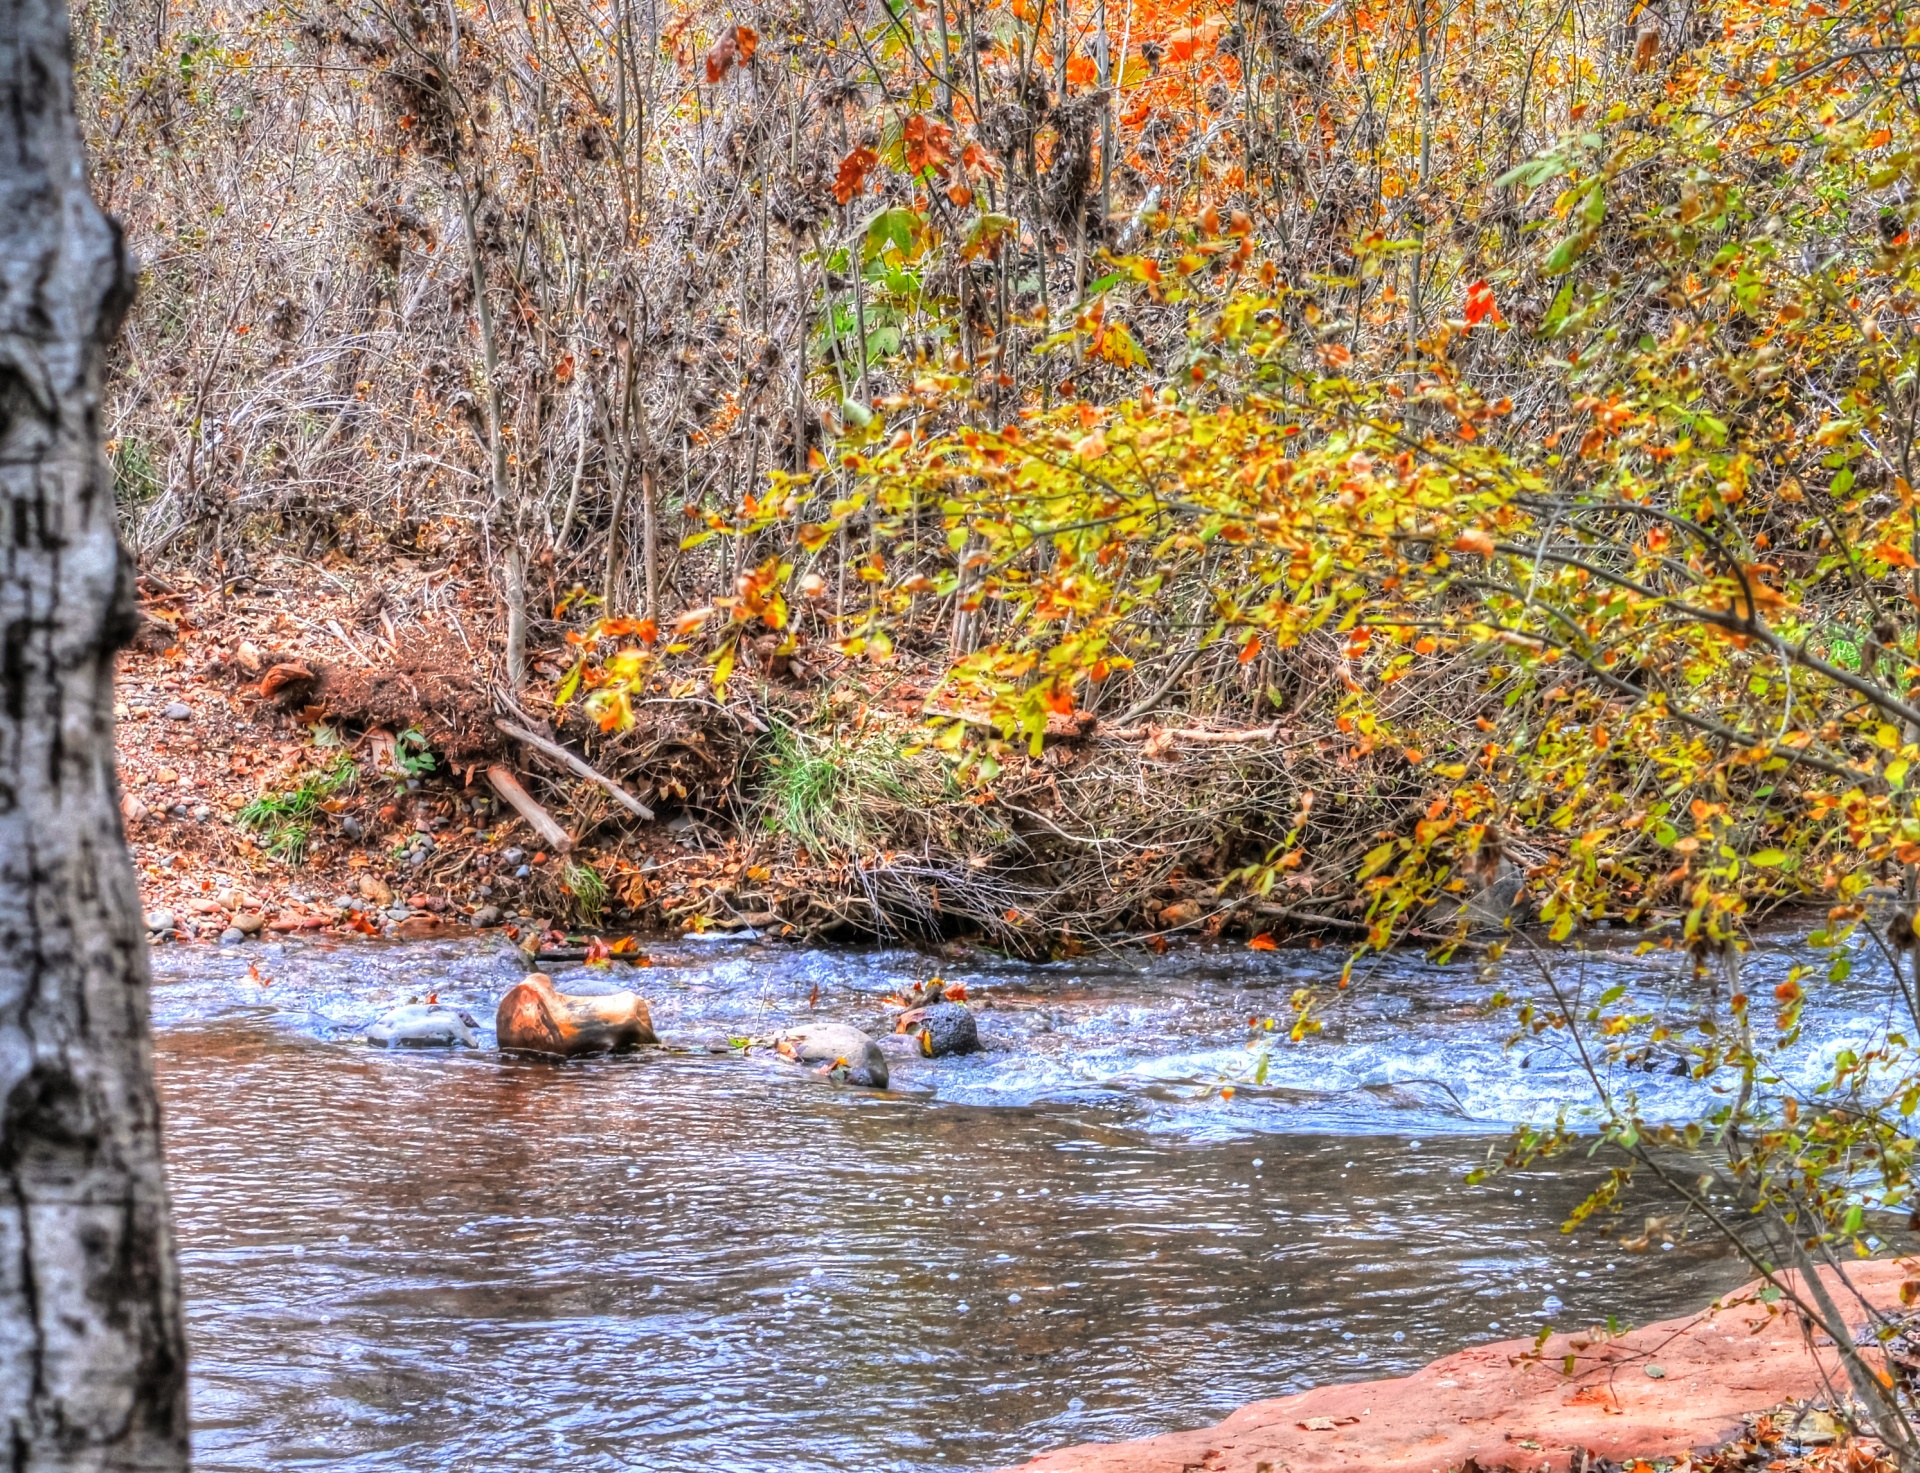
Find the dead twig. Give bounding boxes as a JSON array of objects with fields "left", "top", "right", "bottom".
[
  {"left": 496, "top": 719, "right": 656, "bottom": 821},
  {"left": 486, "top": 765, "right": 575, "bottom": 853}
]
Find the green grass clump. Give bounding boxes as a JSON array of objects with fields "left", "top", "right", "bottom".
[
  {"left": 755, "top": 722, "right": 936, "bottom": 858},
  {"left": 237, "top": 754, "right": 359, "bottom": 863},
  {"left": 564, "top": 860, "right": 607, "bottom": 922}
]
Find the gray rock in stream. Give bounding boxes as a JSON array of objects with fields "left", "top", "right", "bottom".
[
  {"left": 368, "top": 1003, "right": 481, "bottom": 1048},
  {"left": 771, "top": 1024, "right": 889, "bottom": 1088},
  {"left": 894, "top": 1002, "right": 980, "bottom": 1057}
]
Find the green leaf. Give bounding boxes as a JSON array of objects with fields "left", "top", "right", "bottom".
[
  {"left": 866, "top": 206, "right": 920, "bottom": 258},
  {"left": 1544, "top": 232, "right": 1588, "bottom": 275},
  {"left": 1580, "top": 180, "right": 1605, "bottom": 226},
  {"left": 1542, "top": 281, "right": 1575, "bottom": 333}
]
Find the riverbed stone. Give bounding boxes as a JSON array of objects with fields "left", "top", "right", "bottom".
[
  {"left": 895, "top": 1002, "right": 979, "bottom": 1057},
  {"left": 145, "top": 909, "right": 175, "bottom": 933},
  {"left": 218, "top": 927, "right": 245, "bottom": 946},
  {"left": 1002, "top": 1261, "right": 1915, "bottom": 1473},
  {"left": 163, "top": 701, "right": 192, "bottom": 720},
  {"left": 772, "top": 1024, "right": 889, "bottom": 1088},
  {"left": 470, "top": 904, "right": 502, "bottom": 928},
  {"left": 496, "top": 973, "right": 657, "bottom": 1057},
  {"left": 369, "top": 1002, "right": 481, "bottom": 1048}
]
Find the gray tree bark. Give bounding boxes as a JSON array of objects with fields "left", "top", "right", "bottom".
[{"left": 0, "top": 0, "right": 192, "bottom": 1465}]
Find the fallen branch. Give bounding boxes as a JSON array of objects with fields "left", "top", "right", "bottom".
[
  {"left": 496, "top": 719, "right": 655, "bottom": 821},
  {"left": 486, "top": 765, "right": 575, "bottom": 854},
  {"left": 1244, "top": 899, "right": 1490, "bottom": 953},
  {"left": 1099, "top": 722, "right": 1281, "bottom": 744}
]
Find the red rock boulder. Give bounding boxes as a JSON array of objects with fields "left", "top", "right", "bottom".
[{"left": 495, "top": 973, "right": 657, "bottom": 1058}]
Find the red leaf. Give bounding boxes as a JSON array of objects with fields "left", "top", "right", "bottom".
[{"left": 1464, "top": 279, "right": 1501, "bottom": 326}]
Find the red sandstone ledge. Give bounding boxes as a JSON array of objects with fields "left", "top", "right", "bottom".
[{"left": 1002, "top": 1261, "right": 1914, "bottom": 1473}]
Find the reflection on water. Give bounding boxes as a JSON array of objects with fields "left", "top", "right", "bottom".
[{"left": 153, "top": 937, "right": 1765, "bottom": 1472}]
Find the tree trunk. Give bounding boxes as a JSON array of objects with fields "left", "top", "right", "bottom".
[{"left": 0, "top": 0, "right": 191, "bottom": 1465}]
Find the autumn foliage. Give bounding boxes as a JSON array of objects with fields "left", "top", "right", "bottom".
[{"left": 79, "top": 0, "right": 1920, "bottom": 1406}]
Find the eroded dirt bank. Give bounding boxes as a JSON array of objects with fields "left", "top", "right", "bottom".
[
  {"left": 1001, "top": 1263, "right": 1912, "bottom": 1473},
  {"left": 120, "top": 559, "right": 1517, "bottom": 953}
]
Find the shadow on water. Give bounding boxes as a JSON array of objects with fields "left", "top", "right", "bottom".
[{"left": 152, "top": 935, "right": 1792, "bottom": 1471}]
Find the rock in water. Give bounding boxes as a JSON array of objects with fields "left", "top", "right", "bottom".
[
  {"left": 495, "top": 973, "right": 657, "bottom": 1058},
  {"left": 896, "top": 1002, "right": 979, "bottom": 1057},
  {"left": 773, "top": 1024, "right": 889, "bottom": 1088},
  {"left": 369, "top": 1003, "right": 481, "bottom": 1048}
]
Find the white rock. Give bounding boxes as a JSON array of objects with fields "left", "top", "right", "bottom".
[{"left": 368, "top": 1003, "right": 480, "bottom": 1048}]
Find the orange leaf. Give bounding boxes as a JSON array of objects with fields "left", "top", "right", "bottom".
[
  {"left": 1453, "top": 528, "right": 1495, "bottom": 557},
  {"left": 1873, "top": 541, "right": 1918, "bottom": 569},
  {"left": 902, "top": 114, "right": 955, "bottom": 175},
  {"left": 1248, "top": 932, "right": 1278, "bottom": 950},
  {"left": 673, "top": 606, "right": 714, "bottom": 635},
  {"left": 733, "top": 25, "right": 758, "bottom": 61},
  {"left": 834, "top": 146, "right": 879, "bottom": 204}
]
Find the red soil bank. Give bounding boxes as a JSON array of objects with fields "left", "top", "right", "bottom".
[{"left": 1002, "top": 1261, "right": 1913, "bottom": 1473}]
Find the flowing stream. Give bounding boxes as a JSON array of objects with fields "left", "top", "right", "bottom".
[{"left": 149, "top": 932, "right": 1879, "bottom": 1471}]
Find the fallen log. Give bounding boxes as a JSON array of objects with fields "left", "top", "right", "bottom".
[
  {"left": 486, "top": 765, "right": 574, "bottom": 854},
  {"left": 495, "top": 719, "right": 655, "bottom": 821}
]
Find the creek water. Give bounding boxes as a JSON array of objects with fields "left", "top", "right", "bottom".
[{"left": 149, "top": 933, "right": 1871, "bottom": 1472}]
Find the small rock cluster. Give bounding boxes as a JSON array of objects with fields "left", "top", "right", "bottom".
[{"left": 361, "top": 970, "right": 986, "bottom": 1094}]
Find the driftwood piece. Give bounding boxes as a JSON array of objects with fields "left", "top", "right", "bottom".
[
  {"left": 495, "top": 719, "right": 655, "bottom": 821},
  {"left": 486, "top": 765, "right": 575, "bottom": 853}
]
